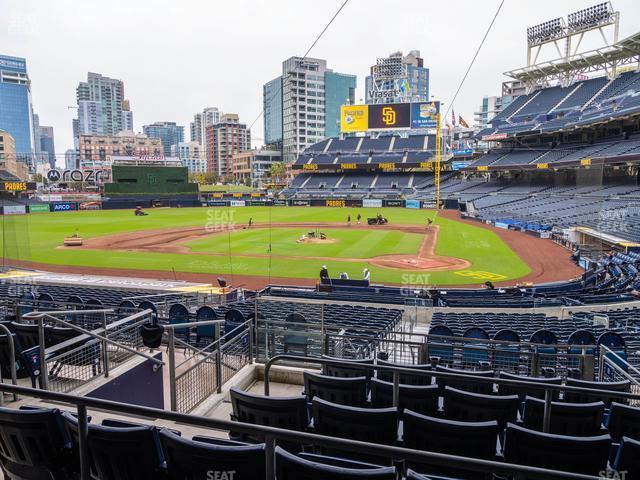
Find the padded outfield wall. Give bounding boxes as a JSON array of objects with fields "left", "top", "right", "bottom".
[{"left": 104, "top": 166, "right": 198, "bottom": 196}]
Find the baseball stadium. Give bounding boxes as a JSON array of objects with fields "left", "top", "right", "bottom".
[{"left": 2, "top": 2, "right": 640, "bottom": 480}]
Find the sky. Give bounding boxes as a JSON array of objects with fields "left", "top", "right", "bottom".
[{"left": 2, "top": 0, "right": 640, "bottom": 163}]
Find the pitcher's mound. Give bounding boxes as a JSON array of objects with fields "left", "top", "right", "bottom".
[
  {"left": 370, "top": 254, "right": 470, "bottom": 271},
  {"left": 297, "top": 237, "right": 337, "bottom": 244}
]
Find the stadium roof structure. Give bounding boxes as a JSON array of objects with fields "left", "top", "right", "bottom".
[{"left": 505, "top": 31, "right": 640, "bottom": 86}]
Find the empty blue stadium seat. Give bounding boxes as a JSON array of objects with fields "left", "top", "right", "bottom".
[
  {"left": 503, "top": 423, "right": 611, "bottom": 477},
  {"left": 275, "top": 447, "right": 397, "bottom": 479}
]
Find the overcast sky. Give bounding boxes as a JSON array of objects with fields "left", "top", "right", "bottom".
[{"left": 3, "top": 0, "right": 639, "bottom": 161}]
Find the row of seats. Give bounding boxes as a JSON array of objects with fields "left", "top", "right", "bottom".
[{"left": 229, "top": 385, "right": 640, "bottom": 479}]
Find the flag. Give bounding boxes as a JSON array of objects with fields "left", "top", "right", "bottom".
[
  {"left": 458, "top": 115, "right": 469, "bottom": 128},
  {"left": 445, "top": 121, "right": 453, "bottom": 132},
  {"left": 451, "top": 108, "right": 457, "bottom": 127}
]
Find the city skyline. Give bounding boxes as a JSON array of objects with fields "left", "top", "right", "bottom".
[{"left": 2, "top": 0, "right": 639, "bottom": 162}]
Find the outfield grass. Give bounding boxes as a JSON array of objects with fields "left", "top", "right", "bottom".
[
  {"left": 186, "top": 228, "right": 423, "bottom": 259},
  {"left": 0, "top": 207, "right": 530, "bottom": 285}
]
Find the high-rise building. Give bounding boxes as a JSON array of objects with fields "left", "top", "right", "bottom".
[
  {"left": 121, "top": 99, "right": 134, "bottom": 132},
  {"left": 205, "top": 113, "right": 250, "bottom": 178},
  {"left": 278, "top": 56, "right": 356, "bottom": 163},
  {"left": 365, "top": 50, "right": 429, "bottom": 104},
  {"left": 190, "top": 113, "right": 202, "bottom": 143},
  {"left": 474, "top": 81, "right": 525, "bottom": 130},
  {"left": 75, "top": 72, "right": 126, "bottom": 136},
  {"left": 0, "top": 54, "right": 35, "bottom": 163},
  {"left": 142, "top": 122, "right": 184, "bottom": 156},
  {"left": 232, "top": 148, "right": 281, "bottom": 187},
  {"left": 171, "top": 141, "right": 206, "bottom": 173},
  {"left": 77, "top": 132, "right": 163, "bottom": 165},
  {"left": 0, "top": 130, "right": 28, "bottom": 180},
  {"left": 65, "top": 148, "right": 78, "bottom": 170},
  {"left": 36, "top": 125, "right": 55, "bottom": 169},
  {"left": 263, "top": 76, "right": 282, "bottom": 147},
  {"left": 190, "top": 107, "right": 222, "bottom": 165}
]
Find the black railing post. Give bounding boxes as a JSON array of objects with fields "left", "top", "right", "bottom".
[{"left": 77, "top": 403, "right": 90, "bottom": 480}]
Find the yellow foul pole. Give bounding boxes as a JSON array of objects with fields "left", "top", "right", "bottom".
[{"left": 435, "top": 112, "right": 441, "bottom": 210}]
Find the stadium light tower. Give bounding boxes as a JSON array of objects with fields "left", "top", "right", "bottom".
[{"left": 524, "top": 2, "right": 619, "bottom": 86}]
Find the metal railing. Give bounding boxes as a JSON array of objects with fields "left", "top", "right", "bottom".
[
  {"left": 0, "top": 382, "right": 606, "bottom": 480},
  {"left": 166, "top": 319, "right": 254, "bottom": 413},
  {"left": 22, "top": 309, "right": 160, "bottom": 393},
  {"left": 264, "top": 354, "right": 640, "bottom": 436},
  {"left": 598, "top": 344, "right": 640, "bottom": 405}
]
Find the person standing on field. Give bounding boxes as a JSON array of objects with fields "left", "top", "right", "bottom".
[
  {"left": 347, "top": 215, "right": 351, "bottom": 227},
  {"left": 357, "top": 213, "right": 361, "bottom": 225}
]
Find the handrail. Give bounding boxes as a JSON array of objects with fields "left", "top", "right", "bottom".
[
  {"left": 264, "top": 353, "right": 640, "bottom": 436},
  {"left": 26, "top": 310, "right": 164, "bottom": 368},
  {"left": 0, "top": 382, "right": 601, "bottom": 480},
  {"left": 257, "top": 317, "right": 607, "bottom": 350},
  {"left": 599, "top": 343, "right": 640, "bottom": 378},
  {"left": 263, "top": 354, "right": 640, "bottom": 400},
  {"left": 0, "top": 324, "right": 18, "bottom": 404}
]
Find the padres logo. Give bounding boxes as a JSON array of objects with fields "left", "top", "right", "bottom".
[{"left": 382, "top": 106, "right": 396, "bottom": 125}]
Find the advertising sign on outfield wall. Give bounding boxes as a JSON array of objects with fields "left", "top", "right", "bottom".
[
  {"left": 363, "top": 199, "right": 383, "bottom": 208},
  {"left": 290, "top": 200, "right": 310, "bottom": 207},
  {"left": 405, "top": 199, "right": 421, "bottom": 209},
  {"left": 28, "top": 204, "right": 50, "bottom": 213},
  {"left": 229, "top": 200, "right": 246, "bottom": 207},
  {"left": 208, "top": 200, "right": 229, "bottom": 207},
  {"left": 272, "top": 200, "right": 287, "bottom": 206},
  {"left": 384, "top": 199, "right": 404, "bottom": 207},
  {"left": 3, "top": 205, "right": 26, "bottom": 215},
  {"left": 51, "top": 202, "right": 78, "bottom": 212}
]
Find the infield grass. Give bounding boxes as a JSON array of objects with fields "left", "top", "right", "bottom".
[{"left": 0, "top": 207, "right": 531, "bottom": 285}]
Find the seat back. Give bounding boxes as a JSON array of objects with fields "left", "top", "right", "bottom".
[
  {"left": 303, "top": 371, "right": 367, "bottom": 407},
  {"left": 275, "top": 447, "right": 397, "bottom": 479},
  {"left": 376, "top": 360, "right": 431, "bottom": 385},
  {"left": 229, "top": 387, "right": 308, "bottom": 434},
  {"left": 435, "top": 366, "right": 494, "bottom": 394},
  {"left": 322, "top": 356, "right": 374, "bottom": 380},
  {"left": 503, "top": 423, "right": 611, "bottom": 477},
  {"left": 0, "top": 407, "right": 70, "bottom": 477},
  {"left": 444, "top": 386, "right": 519, "bottom": 429},
  {"left": 87, "top": 423, "right": 164, "bottom": 480},
  {"left": 523, "top": 396, "right": 604, "bottom": 436},
  {"left": 11, "top": 322, "right": 43, "bottom": 351},
  {"left": 195, "top": 306, "right": 217, "bottom": 340},
  {"left": 160, "top": 429, "right": 265, "bottom": 480},
  {"left": 427, "top": 325, "right": 454, "bottom": 364},
  {"left": 613, "top": 436, "right": 640, "bottom": 479},
  {"left": 403, "top": 410, "right": 499, "bottom": 479},
  {"left": 0, "top": 333, "right": 22, "bottom": 379},
  {"left": 369, "top": 378, "right": 439, "bottom": 415},
  {"left": 606, "top": 402, "right": 640, "bottom": 442},
  {"left": 497, "top": 371, "right": 561, "bottom": 400},
  {"left": 564, "top": 378, "right": 630, "bottom": 406},
  {"left": 311, "top": 397, "right": 398, "bottom": 446}
]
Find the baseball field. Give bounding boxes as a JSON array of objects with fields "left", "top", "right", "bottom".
[{"left": 0, "top": 206, "right": 582, "bottom": 287}]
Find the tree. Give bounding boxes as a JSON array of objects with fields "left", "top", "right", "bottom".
[{"left": 270, "top": 161, "right": 286, "bottom": 183}]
